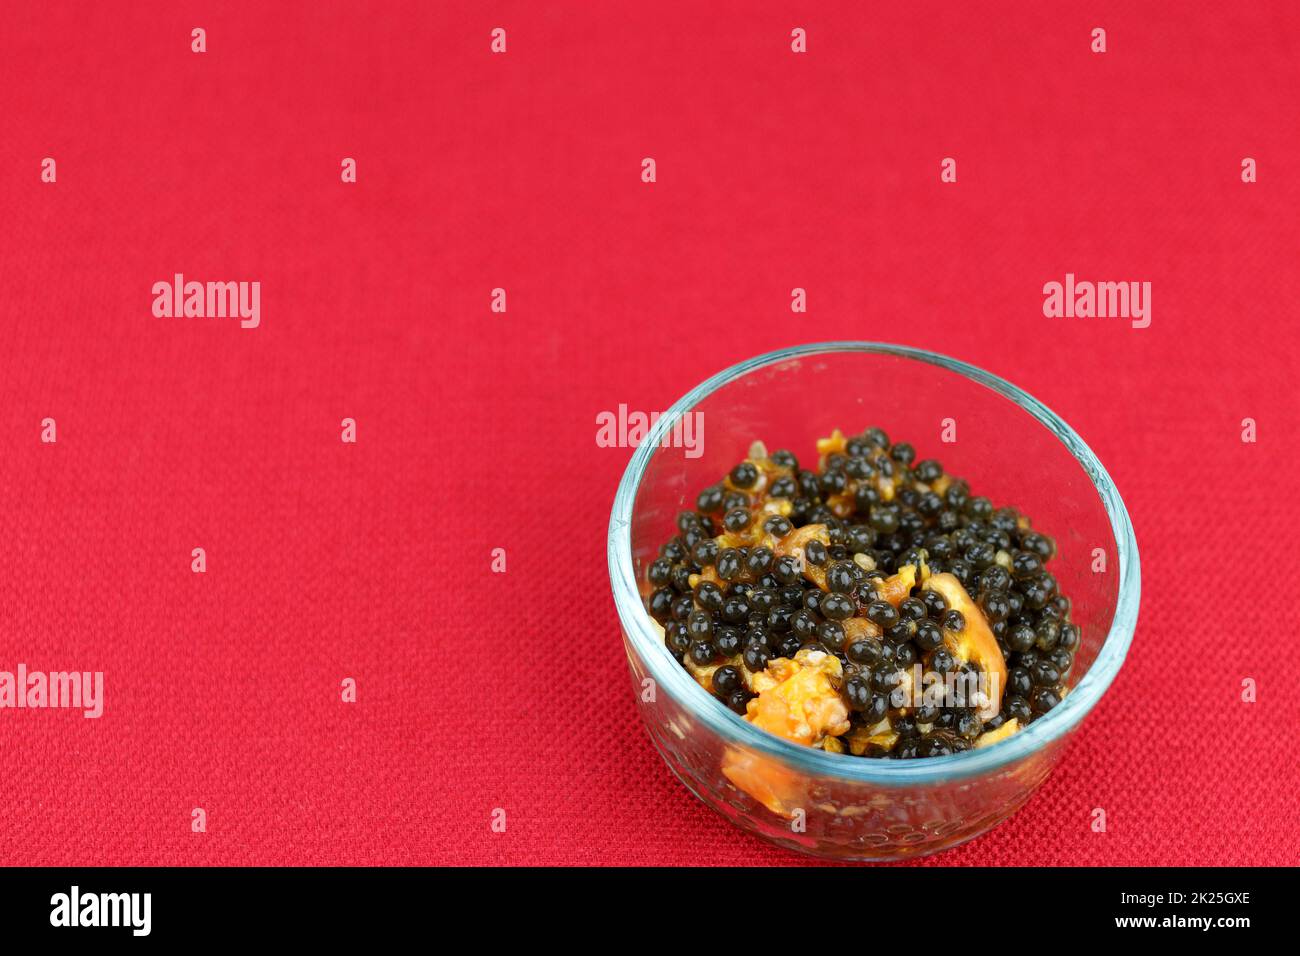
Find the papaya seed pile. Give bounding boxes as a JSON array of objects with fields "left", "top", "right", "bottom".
[{"left": 644, "top": 428, "right": 1080, "bottom": 758}]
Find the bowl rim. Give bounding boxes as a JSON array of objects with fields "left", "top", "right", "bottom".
[{"left": 608, "top": 341, "right": 1140, "bottom": 783}]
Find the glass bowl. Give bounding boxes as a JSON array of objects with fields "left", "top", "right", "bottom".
[{"left": 607, "top": 342, "right": 1139, "bottom": 861}]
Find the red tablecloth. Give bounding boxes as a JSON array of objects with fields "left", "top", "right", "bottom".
[{"left": 2, "top": 1, "right": 1296, "bottom": 866}]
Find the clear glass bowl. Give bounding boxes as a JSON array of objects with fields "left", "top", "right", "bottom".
[{"left": 608, "top": 343, "right": 1140, "bottom": 861}]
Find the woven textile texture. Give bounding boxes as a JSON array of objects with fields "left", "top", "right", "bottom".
[{"left": 1, "top": 1, "right": 1297, "bottom": 865}]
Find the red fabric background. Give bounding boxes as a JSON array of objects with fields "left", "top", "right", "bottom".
[{"left": 1, "top": 1, "right": 1297, "bottom": 866}]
